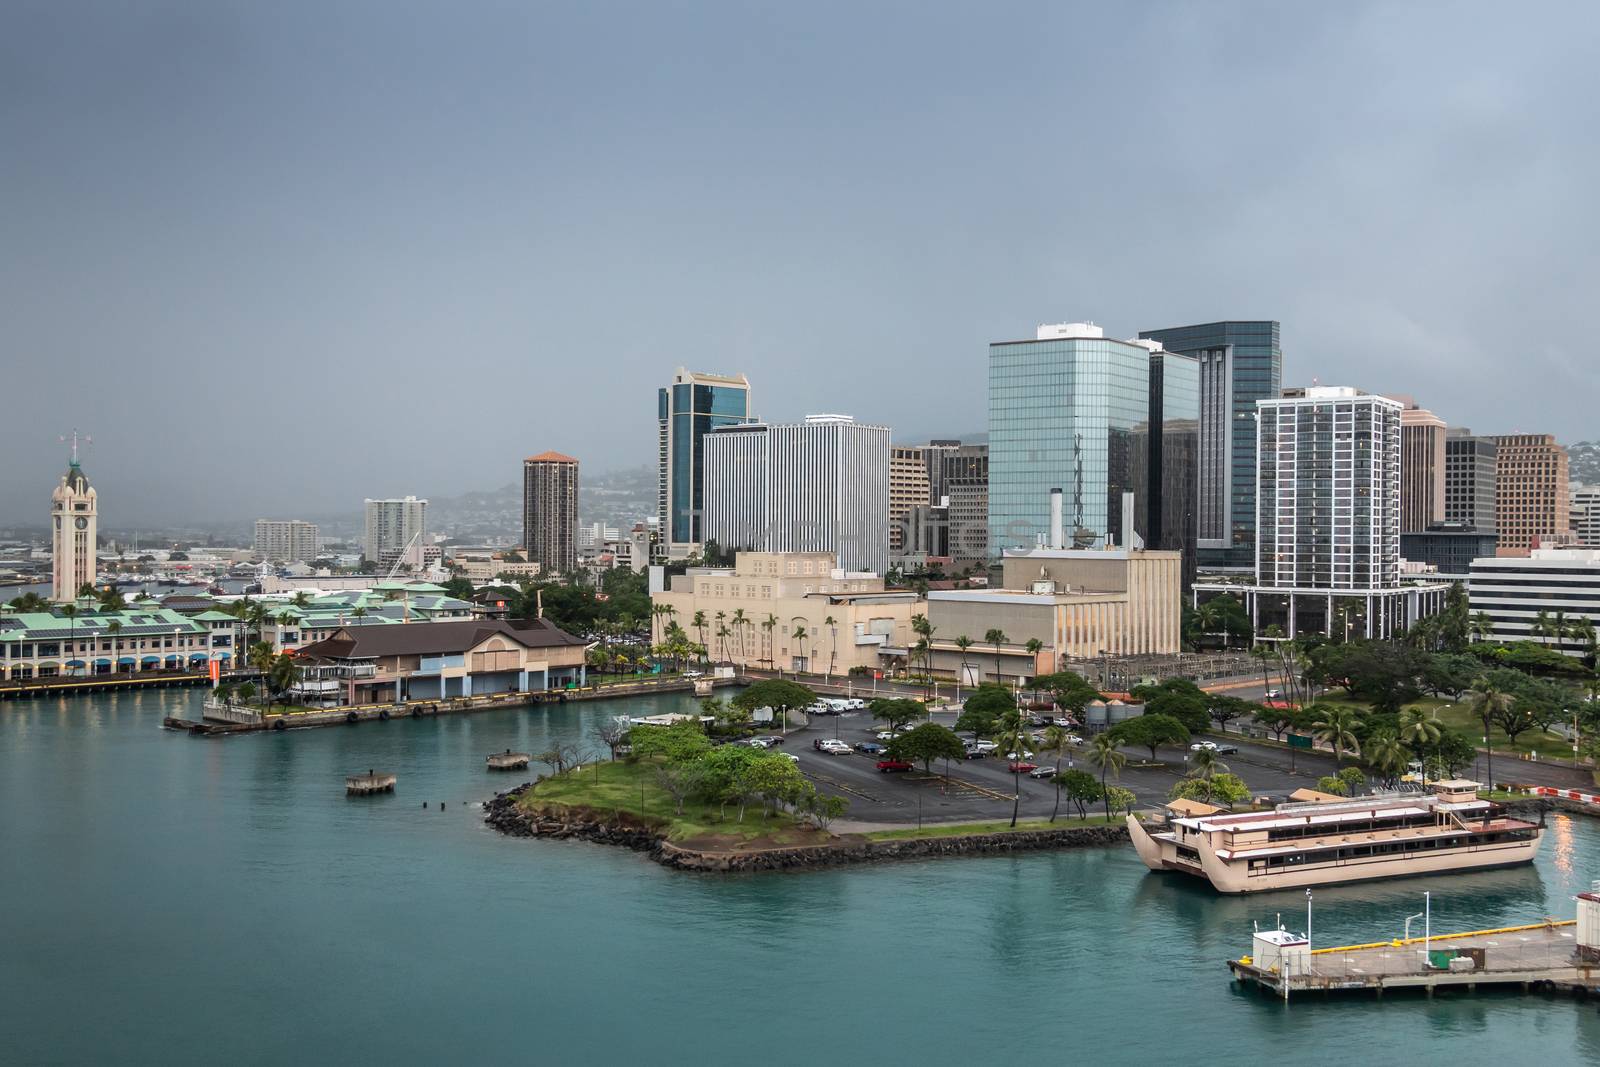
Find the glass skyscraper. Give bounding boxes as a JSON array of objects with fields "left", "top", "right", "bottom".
[
  {"left": 1137, "top": 321, "right": 1281, "bottom": 570},
  {"left": 988, "top": 324, "right": 1198, "bottom": 575},
  {"left": 657, "top": 368, "right": 752, "bottom": 551}
]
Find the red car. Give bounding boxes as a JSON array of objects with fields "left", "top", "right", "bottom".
[
  {"left": 876, "top": 758, "right": 913, "bottom": 773},
  {"left": 1008, "top": 761, "right": 1038, "bottom": 774}
]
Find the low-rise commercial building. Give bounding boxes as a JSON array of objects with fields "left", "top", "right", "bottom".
[
  {"left": 0, "top": 604, "right": 232, "bottom": 680},
  {"left": 653, "top": 551, "right": 917, "bottom": 675},
  {"left": 1468, "top": 547, "right": 1600, "bottom": 655},
  {"left": 292, "top": 617, "right": 589, "bottom": 703}
]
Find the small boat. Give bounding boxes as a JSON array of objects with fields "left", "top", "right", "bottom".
[{"left": 1128, "top": 780, "right": 1543, "bottom": 894}]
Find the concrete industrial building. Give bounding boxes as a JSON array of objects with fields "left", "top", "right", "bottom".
[
  {"left": 363, "top": 496, "right": 427, "bottom": 566},
  {"left": 1492, "top": 434, "right": 1570, "bottom": 554},
  {"left": 658, "top": 367, "right": 752, "bottom": 556},
  {"left": 925, "top": 495, "right": 1183, "bottom": 684},
  {"left": 1235, "top": 387, "right": 1446, "bottom": 638},
  {"left": 254, "top": 520, "right": 320, "bottom": 564},
  {"left": 702, "top": 415, "right": 891, "bottom": 576},
  {"left": 1468, "top": 548, "right": 1600, "bottom": 655},
  {"left": 652, "top": 551, "right": 918, "bottom": 675},
  {"left": 1398, "top": 402, "right": 1447, "bottom": 532},
  {"left": 522, "top": 452, "right": 578, "bottom": 577},
  {"left": 50, "top": 453, "right": 97, "bottom": 602},
  {"left": 1138, "top": 320, "right": 1282, "bottom": 571},
  {"left": 989, "top": 322, "right": 1198, "bottom": 575}
]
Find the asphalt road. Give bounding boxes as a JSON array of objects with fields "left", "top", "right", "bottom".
[{"left": 784, "top": 707, "right": 1594, "bottom": 829}]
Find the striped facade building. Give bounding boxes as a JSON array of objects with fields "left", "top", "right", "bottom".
[
  {"left": 1468, "top": 548, "right": 1600, "bottom": 655},
  {"left": 702, "top": 415, "right": 891, "bottom": 575}
]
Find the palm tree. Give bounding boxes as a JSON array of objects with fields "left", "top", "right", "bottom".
[
  {"left": 1365, "top": 734, "right": 1410, "bottom": 788},
  {"left": 1469, "top": 679, "right": 1514, "bottom": 789},
  {"left": 106, "top": 619, "right": 123, "bottom": 674},
  {"left": 1088, "top": 733, "right": 1127, "bottom": 821},
  {"left": 1024, "top": 638, "right": 1045, "bottom": 700},
  {"left": 350, "top": 605, "right": 368, "bottom": 622},
  {"left": 988, "top": 710, "right": 1030, "bottom": 828},
  {"left": 1532, "top": 610, "right": 1555, "bottom": 646},
  {"left": 1311, "top": 706, "right": 1362, "bottom": 764},
  {"left": 716, "top": 622, "right": 732, "bottom": 665},
  {"left": 692, "top": 610, "right": 708, "bottom": 663},
  {"left": 1186, "top": 746, "right": 1229, "bottom": 801},
  {"left": 985, "top": 628, "right": 1008, "bottom": 687},
  {"left": 791, "top": 621, "right": 809, "bottom": 673},
  {"left": 291, "top": 590, "right": 312, "bottom": 608},
  {"left": 1470, "top": 611, "right": 1495, "bottom": 644},
  {"left": 823, "top": 615, "right": 838, "bottom": 682},
  {"left": 761, "top": 614, "right": 778, "bottom": 670},
  {"left": 955, "top": 635, "right": 973, "bottom": 691},
  {"left": 729, "top": 608, "right": 748, "bottom": 668},
  {"left": 267, "top": 654, "right": 300, "bottom": 709},
  {"left": 1398, "top": 707, "right": 1442, "bottom": 764},
  {"left": 1035, "top": 726, "right": 1069, "bottom": 821}
]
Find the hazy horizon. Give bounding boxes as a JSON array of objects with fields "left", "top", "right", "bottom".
[{"left": 6, "top": 2, "right": 1598, "bottom": 527}]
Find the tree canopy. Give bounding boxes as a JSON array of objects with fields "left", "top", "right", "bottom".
[
  {"left": 1108, "top": 714, "right": 1190, "bottom": 762},
  {"left": 888, "top": 722, "right": 967, "bottom": 773}
]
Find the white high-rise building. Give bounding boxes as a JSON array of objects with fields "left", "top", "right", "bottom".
[
  {"left": 254, "top": 520, "right": 320, "bottom": 563},
  {"left": 50, "top": 455, "right": 97, "bottom": 602},
  {"left": 1236, "top": 387, "right": 1446, "bottom": 638},
  {"left": 702, "top": 415, "right": 891, "bottom": 575},
  {"left": 1572, "top": 487, "right": 1600, "bottom": 547},
  {"left": 363, "top": 496, "right": 427, "bottom": 565}
]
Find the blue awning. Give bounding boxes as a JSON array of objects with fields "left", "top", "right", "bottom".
[
  {"left": 94, "top": 658, "right": 111, "bottom": 666},
  {"left": 188, "top": 652, "right": 207, "bottom": 662},
  {"left": 117, "top": 657, "right": 136, "bottom": 665},
  {"left": 141, "top": 655, "right": 160, "bottom": 664},
  {"left": 215, "top": 652, "right": 232, "bottom": 661},
  {"left": 66, "top": 659, "right": 85, "bottom": 667}
]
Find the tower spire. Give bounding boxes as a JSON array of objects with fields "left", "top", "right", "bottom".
[{"left": 60, "top": 429, "right": 92, "bottom": 465}]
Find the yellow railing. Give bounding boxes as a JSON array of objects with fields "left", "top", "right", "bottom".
[{"left": 1310, "top": 919, "right": 1575, "bottom": 955}]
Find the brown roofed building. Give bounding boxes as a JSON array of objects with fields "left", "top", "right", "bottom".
[
  {"left": 523, "top": 451, "right": 579, "bottom": 577},
  {"left": 1491, "top": 434, "right": 1570, "bottom": 554},
  {"left": 293, "top": 617, "right": 587, "bottom": 704}
]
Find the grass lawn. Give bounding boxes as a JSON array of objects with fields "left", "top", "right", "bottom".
[
  {"left": 864, "top": 814, "right": 1122, "bottom": 840},
  {"left": 518, "top": 757, "right": 826, "bottom": 847},
  {"left": 1304, "top": 691, "right": 1582, "bottom": 764}
]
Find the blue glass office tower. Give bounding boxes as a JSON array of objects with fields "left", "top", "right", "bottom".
[
  {"left": 658, "top": 368, "right": 752, "bottom": 552},
  {"left": 988, "top": 324, "right": 1198, "bottom": 577},
  {"left": 1137, "top": 321, "right": 1281, "bottom": 571}
]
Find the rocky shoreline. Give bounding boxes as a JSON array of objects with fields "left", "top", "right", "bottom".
[{"left": 483, "top": 784, "right": 1130, "bottom": 872}]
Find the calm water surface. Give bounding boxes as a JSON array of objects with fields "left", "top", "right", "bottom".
[{"left": 4, "top": 690, "right": 1599, "bottom": 1065}]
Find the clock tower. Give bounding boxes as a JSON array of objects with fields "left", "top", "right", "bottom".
[{"left": 51, "top": 452, "right": 97, "bottom": 603}]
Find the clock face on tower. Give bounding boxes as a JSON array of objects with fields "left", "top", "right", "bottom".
[{"left": 74, "top": 517, "right": 88, "bottom": 530}]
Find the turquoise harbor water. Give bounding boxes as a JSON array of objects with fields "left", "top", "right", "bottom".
[{"left": 4, "top": 690, "right": 1600, "bottom": 1065}]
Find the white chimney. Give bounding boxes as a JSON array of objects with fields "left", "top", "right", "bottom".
[{"left": 1050, "top": 488, "right": 1064, "bottom": 550}]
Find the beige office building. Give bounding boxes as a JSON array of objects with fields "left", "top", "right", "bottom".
[
  {"left": 1492, "top": 434, "right": 1570, "bottom": 554},
  {"left": 1399, "top": 404, "right": 1447, "bottom": 532},
  {"left": 925, "top": 545, "right": 1183, "bottom": 685},
  {"left": 254, "top": 519, "right": 320, "bottom": 563},
  {"left": 523, "top": 452, "right": 579, "bottom": 576},
  {"left": 652, "top": 551, "right": 918, "bottom": 675},
  {"left": 889, "top": 446, "right": 930, "bottom": 553}
]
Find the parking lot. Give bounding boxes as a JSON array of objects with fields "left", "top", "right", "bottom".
[{"left": 782, "top": 709, "right": 1350, "bottom": 829}]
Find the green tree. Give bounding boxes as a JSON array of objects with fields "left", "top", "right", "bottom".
[
  {"left": 266, "top": 653, "right": 300, "bottom": 708},
  {"left": 823, "top": 615, "right": 838, "bottom": 681},
  {"left": 731, "top": 678, "right": 816, "bottom": 734},
  {"left": 1336, "top": 765, "right": 1366, "bottom": 794},
  {"left": 1469, "top": 678, "right": 1514, "bottom": 787},
  {"left": 989, "top": 709, "right": 1031, "bottom": 827},
  {"left": 1037, "top": 670, "right": 1102, "bottom": 720},
  {"left": 629, "top": 719, "right": 712, "bottom": 764},
  {"left": 870, "top": 697, "right": 926, "bottom": 737},
  {"left": 1057, "top": 768, "right": 1103, "bottom": 821},
  {"left": 1314, "top": 775, "right": 1350, "bottom": 797},
  {"left": 1187, "top": 745, "right": 1228, "bottom": 782},
  {"left": 1398, "top": 707, "right": 1442, "bottom": 762},
  {"left": 1108, "top": 714, "right": 1190, "bottom": 763},
  {"left": 888, "top": 722, "right": 967, "bottom": 774},
  {"left": 956, "top": 684, "right": 1014, "bottom": 740},
  {"left": 955, "top": 635, "right": 974, "bottom": 688},
  {"left": 1310, "top": 705, "right": 1363, "bottom": 764},
  {"left": 1103, "top": 785, "right": 1137, "bottom": 817},
  {"left": 1363, "top": 732, "right": 1410, "bottom": 787},
  {"left": 984, "top": 628, "right": 1008, "bottom": 685}
]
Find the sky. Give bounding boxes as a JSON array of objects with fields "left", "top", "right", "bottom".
[{"left": 4, "top": 0, "right": 1597, "bottom": 527}]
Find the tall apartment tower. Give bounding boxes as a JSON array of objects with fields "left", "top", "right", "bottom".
[
  {"left": 889, "top": 446, "right": 930, "bottom": 553},
  {"left": 50, "top": 455, "right": 97, "bottom": 602},
  {"left": 657, "top": 367, "right": 751, "bottom": 556},
  {"left": 363, "top": 496, "right": 427, "bottom": 564},
  {"left": 1491, "top": 434, "right": 1570, "bottom": 553},
  {"left": 523, "top": 452, "right": 579, "bottom": 576},
  {"left": 989, "top": 323, "right": 1198, "bottom": 574},
  {"left": 1444, "top": 429, "right": 1497, "bottom": 530},
  {"left": 702, "top": 415, "right": 891, "bottom": 575},
  {"left": 1397, "top": 401, "right": 1447, "bottom": 532},
  {"left": 943, "top": 444, "right": 989, "bottom": 566},
  {"left": 254, "top": 520, "right": 320, "bottom": 563},
  {"left": 1138, "top": 320, "right": 1281, "bottom": 570},
  {"left": 1256, "top": 388, "right": 1403, "bottom": 590}
]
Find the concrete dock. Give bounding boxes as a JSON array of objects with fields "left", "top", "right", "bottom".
[
  {"left": 346, "top": 770, "right": 397, "bottom": 796},
  {"left": 1231, "top": 885, "right": 1600, "bottom": 999},
  {"left": 486, "top": 750, "right": 531, "bottom": 771}
]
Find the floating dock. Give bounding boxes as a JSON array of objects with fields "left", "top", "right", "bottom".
[
  {"left": 346, "top": 770, "right": 397, "bottom": 796},
  {"left": 486, "top": 750, "right": 531, "bottom": 771},
  {"left": 1230, "top": 885, "right": 1600, "bottom": 1000}
]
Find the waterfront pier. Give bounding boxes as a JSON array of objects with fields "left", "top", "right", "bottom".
[
  {"left": 1230, "top": 886, "right": 1600, "bottom": 1000},
  {"left": 346, "top": 770, "right": 397, "bottom": 796},
  {"left": 487, "top": 750, "right": 531, "bottom": 771}
]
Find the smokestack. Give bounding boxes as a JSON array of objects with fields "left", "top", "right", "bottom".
[
  {"left": 1050, "top": 488, "right": 1064, "bottom": 550},
  {"left": 1122, "top": 492, "right": 1144, "bottom": 551}
]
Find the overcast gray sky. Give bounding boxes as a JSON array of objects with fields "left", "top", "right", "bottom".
[{"left": 4, "top": 1, "right": 1596, "bottom": 526}]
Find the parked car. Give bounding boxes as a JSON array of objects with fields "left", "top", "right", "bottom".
[
  {"left": 812, "top": 738, "right": 831, "bottom": 751},
  {"left": 682, "top": 670, "right": 704, "bottom": 679},
  {"left": 854, "top": 741, "right": 885, "bottom": 755},
  {"left": 780, "top": 752, "right": 800, "bottom": 763},
  {"left": 1027, "top": 714, "right": 1051, "bottom": 727},
  {"left": 1028, "top": 765, "right": 1058, "bottom": 779},
  {"left": 841, "top": 698, "right": 867, "bottom": 711},
  {"left": 1066, "top": 734, "right": 1085, "bottom": 746},
  {"left": 876, "top": 730, "right": 903, "bottom": 742},
  {"left": 1004, "top": 750, "right": 1034, "bottom": 761},
  {"left": 876, "top": 758, "right": 914, "bottom": 773},
  {"left": 1264, "top": 689, "right": 1283, "bottom": 700},
  {"left": 1052, "top": 717, "right": 1074, "bottom": 728},
  {"left": 817, "top": 739, "right": 852, "bottom": 755},
  {"left": 752, "top": 735, "right": 784, "bottom": 747},
  {"left": 1008, "top": 761, "right": 1038, "bottom": 774},
  {"left": 967, "top": 740, "right": 998, "bottom": 754},
  {"left": 1189, "top": 740, "right": 1238, "bottom": 755}
]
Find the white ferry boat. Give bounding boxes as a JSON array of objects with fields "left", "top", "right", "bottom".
[{"left": 1127, "top": 780, "right": 1543, "bottom": 893}]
